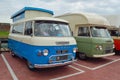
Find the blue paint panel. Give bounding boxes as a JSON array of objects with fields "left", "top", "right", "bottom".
[
  {"left": 11, "top": 7, "right": 54, "bottom": 19},
  {"left": 8, "top": 39, "right": 76, "bottom": 65}
]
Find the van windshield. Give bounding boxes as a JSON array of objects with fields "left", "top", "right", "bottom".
[
  {"left": 90, "top": 26, "right": 110, "bottom": 38},
  {"left": 34, "top": 21, "right": 71, "bottom": 37}
]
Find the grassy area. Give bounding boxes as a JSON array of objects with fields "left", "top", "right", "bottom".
[{"left": 0, "top": 31, "right": 9, "bottom": 38}]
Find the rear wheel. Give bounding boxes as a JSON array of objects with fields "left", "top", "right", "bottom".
[{"left": 10, "top": 51, "right": 16, "bottom": 57}]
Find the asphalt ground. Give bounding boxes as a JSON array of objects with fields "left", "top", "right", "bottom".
[{"left": 0, "top": 52, "right": 120, "bottom": 80}]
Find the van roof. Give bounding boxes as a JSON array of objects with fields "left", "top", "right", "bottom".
[
  {"left": 56, "top": 12, "right": 110, "bottom": 26},
  {"left": 107, "top": 26, "right": 118, "bottom": 30},
  {"left": 11, "top": 7, "right": 54, "bottom": 19},
  {"left": 13, "top": 17, "right": 69, "bottom": 24}
]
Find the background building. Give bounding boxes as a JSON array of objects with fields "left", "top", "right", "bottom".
[{"left": 0, "top": 23, "right": 10, "bottom": 31}]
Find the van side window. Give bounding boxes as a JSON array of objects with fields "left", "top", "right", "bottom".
[
  {"left": 24, "top": 21, "right": 32, "bottom": 35},
  {"left": 12, "top": 23, "right": 24, "bottom": 34},
  {"left": 78, "top": 27, "right": 90, "bottom": 37}
]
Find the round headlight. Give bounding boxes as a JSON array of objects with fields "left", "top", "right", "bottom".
[
  {"left": 96, "top": 45, "right": 102, "bottom": 50},
  {"left": 43, "top": 49, "right": 49, "bottom": 56},
  {"left": 73, "top": 48, "right": 78, "bottom": 53},
  {"left": 99, "top": 45, "right": 102, "bottom": 50}
]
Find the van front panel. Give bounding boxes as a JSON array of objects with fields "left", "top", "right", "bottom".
[{"left": 8, "top": 35, "right": 77, "bottom": 67}]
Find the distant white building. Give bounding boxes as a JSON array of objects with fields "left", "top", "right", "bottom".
[{"left": 103, "top": 15, "right": 120, "bottom": 27}]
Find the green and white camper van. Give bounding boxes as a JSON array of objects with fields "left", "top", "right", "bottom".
[{"left": 55, "top": 12, "right": 115, "bottom": 59}]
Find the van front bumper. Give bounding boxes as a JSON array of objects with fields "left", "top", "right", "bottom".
[
  {"left": 34, "top": 60, "right": 75, "bottom": 68},
  {"left": 93, "top": 52, "right": 115, "bottom": 58}
]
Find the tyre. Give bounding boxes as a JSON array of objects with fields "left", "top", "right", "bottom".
[
  {"left": 114, "top": 48, "right": 120, "bottom": 54},
  {"left": 78, "top": 52, "right": 86, "bottom": 60},
  {"left": 10, "top": 51, "right": 16, "bottom": 57},
  {"left": 27, "top": 61, "right": 35, "bottom": 71}
]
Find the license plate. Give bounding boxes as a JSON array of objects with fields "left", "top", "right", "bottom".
[{"left": 56, "top": 55, "right": 68, "bottom": 61}]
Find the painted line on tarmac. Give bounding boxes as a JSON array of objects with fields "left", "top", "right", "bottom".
[
  {"left": 1, "top": 54, "right": 19, "bottom": 80},
  {"left": 73, "top": 62, "right": 93, "bottom": 70},
  {"left": 73, "top": 58, "right": 120, "bottom": 70},
  {"left": 92, "top": 58, "right": 120, "bottom": 70},
  {"left": 50, "top": 65, "right": 85, "bottom": 80},
  {"left": 68, "top": 65, "right": 85, "bottom": 72}
]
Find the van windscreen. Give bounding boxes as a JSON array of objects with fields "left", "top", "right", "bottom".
[
  {"left": 90, "top": 26, "right": 110, "bottom": 38},
  {"left": 34, "top": 21, "right": 71, "bottom": 37}
]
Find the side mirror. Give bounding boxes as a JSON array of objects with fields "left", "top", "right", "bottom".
[
  {"left": 71, "top": 31, "right": 73, "bottom": 36},
  {"left": 30, "top": 33, "right": 33, "bottom": 37}
]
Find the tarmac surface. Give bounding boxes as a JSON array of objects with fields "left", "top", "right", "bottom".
[{"left": 0, "top": 52, "right": 120, "bottom": 80}]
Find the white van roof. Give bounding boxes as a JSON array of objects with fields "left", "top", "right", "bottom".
[
  {"left": 56, "top": 12, "right": 110, "bottom": 26},
  {"left": 13, "top": 17, "right": 69, "bottom": 24},
  {"left": 11, "top": 7, "right": 54, "bottom": 22}
]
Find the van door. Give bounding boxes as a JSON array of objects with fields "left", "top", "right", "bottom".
[
  {"left": 75, "top": 26, "right": 92, "bottom": 54},
  {"left": 22, "top": 21, "right": 33, "bottom": 58}
]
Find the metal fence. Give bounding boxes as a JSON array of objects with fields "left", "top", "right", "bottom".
[{"left": 0, "top": 38, "right": 9, "bottom": 53}]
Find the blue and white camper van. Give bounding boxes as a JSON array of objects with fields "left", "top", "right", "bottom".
[{"left": 8, "top": 7, "right": 77, "bottom": 70}]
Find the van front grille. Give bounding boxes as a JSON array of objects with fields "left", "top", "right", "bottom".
[
  {"left": 56, "top": 55, "right": 68, "bottom": 61},
  {"left": 56, "top": 50, "right": 68, "bottom": 54},
  {"left": 105, "top": 49, "right": 113, "bottom": 53},
  {"left": 105, "top": 46, "right": 113, "bottom": 53}
]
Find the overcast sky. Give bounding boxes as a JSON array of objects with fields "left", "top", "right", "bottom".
[{"left": 0, "top": 0, "right": 120, "bottom": 23}]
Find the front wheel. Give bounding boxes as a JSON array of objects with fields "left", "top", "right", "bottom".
[
  {"left": 27, "top": 61, "right": 35, "bottom": 71},
  {"left": 78, "top": 52, "right": 86, "bottom": 60},
  {"left": 114, "top": 48, "right": 120, "bottom": 54}
]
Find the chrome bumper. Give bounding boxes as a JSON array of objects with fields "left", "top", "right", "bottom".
[
  {"left": 93, "top": 52, "right": 115, "bottom": 58},
  {"left": 34, "top": 60, "right": 75, "bottom": 68}
]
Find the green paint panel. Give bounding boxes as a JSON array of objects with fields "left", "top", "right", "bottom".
[{"left": 75, "top": 37, "right": 114, "bottom": 57}]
